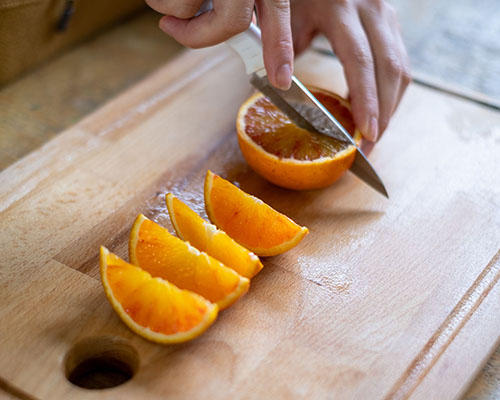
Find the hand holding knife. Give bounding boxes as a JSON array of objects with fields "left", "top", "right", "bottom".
[{"left": 198, "top": 1, "right": 389, "bottom": 197}]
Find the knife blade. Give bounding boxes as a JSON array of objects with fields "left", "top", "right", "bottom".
[
  {"left": 249, "top": 73, "right": 388, "bottom": 197},
  {"left": 225, "top": 23, "right": 388, "bottom": 197},
  {"left": 250, "top": 74, "right": 350, "bottom": 144}
]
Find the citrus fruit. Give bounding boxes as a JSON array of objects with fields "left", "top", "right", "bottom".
[
  {"left": 129, "top": 214, "right": 249, "bottom": 310},
  {"left": 204, "top": 170, "right": 309, "bottom": 257},
  {"left": 166, "top": 193, "right": 263, "bottom": 279},
  {"left": 236, "top": 88, "right": 362, "bottom": 190},
  {"left": 100, "top": 246, "right": 218, "bottom": 344}
]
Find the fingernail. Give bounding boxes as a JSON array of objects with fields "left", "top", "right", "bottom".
[
  {"left": 275, "top": 64, "right": 292, "bottom": 90},
  {"left": 365, "top": 116, "right": 378, "bottom": 142}
]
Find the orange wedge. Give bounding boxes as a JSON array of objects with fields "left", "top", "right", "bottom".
[
  {"left": 237, "top": 88, "right": 362, "bottom": 190},
  {"left": 204, "top": 170, "right": 309, "bottom": 257},
  {"left": 129, "top": 214, "right": 249, "bottom": 310},
  {"left": 100, "top": 247, "right": 217, "bottom": 344},
  {"left": 166, "top": 193, "right": 263, "bottom": 279}
]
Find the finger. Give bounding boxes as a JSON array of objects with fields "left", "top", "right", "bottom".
[
  {"left": 290, "top": 3, "right": 316, "bottom": 55},
  {"left": 360, "top": 139, "right": 375, "bottom": 156},
  {"left": 359, "top": 3, "right": 403, "bottom": 135},
  {"left": 159, "top": 0, "right": 254, "bottom": 48},
  {"left": 256, "top": 0, "right": 294, "bottom": 90},
  {"left": 389, "top": 10, "right": 412, "bottom": 112},
  {"left": 145, "top": 0, "right": 204, "bottom": 19},
  {"left": 321, "top": 5, "right": 379, "bottom": 141}
]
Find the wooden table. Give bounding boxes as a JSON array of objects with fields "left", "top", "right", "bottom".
[{"left": 1, "top": 8, "right": 499, "bottom": 400}]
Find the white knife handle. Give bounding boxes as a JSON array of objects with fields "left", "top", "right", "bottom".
[
  {"left": 225, "top": 24, "right": 265, "bottom": 76},
  {"left": 196, "top": 0, "right": 265, "bottom": 76}
]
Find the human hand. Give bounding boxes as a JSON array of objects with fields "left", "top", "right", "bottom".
[
  {"left": 145, "top": 0, "right": 410, "bottom": 142},
  {"left": 145, "top": 0, "right": 295, "bottom": 91},
  {"left": 291, "top": 0, "right": 411, "bottom": 141}
]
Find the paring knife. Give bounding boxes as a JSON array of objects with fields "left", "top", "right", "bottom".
[{"left": 196, "top": 2, "right": 388, "bottom": 197}]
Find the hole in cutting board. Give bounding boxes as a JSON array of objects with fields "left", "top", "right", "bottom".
[{"left": 64, "top": 336, "right": 139, "bottom": 390}]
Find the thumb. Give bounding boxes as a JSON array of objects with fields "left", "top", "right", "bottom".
[{"left": 256, "top": 0, "right": 294, "bottom": 90}]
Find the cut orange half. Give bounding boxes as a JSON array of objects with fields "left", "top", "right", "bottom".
[
  {"left": 204, "top": 170, "right": 309, "bottom": 257},
  {"left": 237, "top": 88, "right": 362, "bottom": 190},
  {"left": 166, "top": 193, "right": 263, "bottom": 279},
  {"left": 129, "top": 214, "right": 249, "bottom": 310},
  {"left": 100, "top": 247, "right": 218, "bottom": 344}
]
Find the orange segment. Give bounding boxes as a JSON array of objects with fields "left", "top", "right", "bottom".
[
  {"left": 166, "top": 193, "right": 263, "bottom": 279},
  {"left": 204, "top": 170, "right": 309, "bottom": 257},
  {"left": 100, "top": 247, "right": 217, "bottom": 344},
  {"left": 129, "top": 214, "right": 249, "bottom": 310},
  {"left": 237, "top": 88, "right": 362, "bottom": 190}
]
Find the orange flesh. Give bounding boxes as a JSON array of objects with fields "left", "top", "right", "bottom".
[
  {"left": 207, "top": 173, "right": 304, "bottom": 249},
  {"left": 105, "top": 254, "right": 210, "bottom": 335},
  {"left": 244, "top": 92, "right": 356, "bottom": 161},
  {"left": 134, "top": 218, "right": 244, "bottom": 305},
  {"left": 168, "top": 195, "right": 263, "bottom": 279}
]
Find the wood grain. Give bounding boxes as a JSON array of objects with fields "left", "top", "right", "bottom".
[
  {"left": 0, "top": 46, "right": 499, "bottom": 399},
  {"left": 389, "top": 250, "right": 500, "bottom": 399}
]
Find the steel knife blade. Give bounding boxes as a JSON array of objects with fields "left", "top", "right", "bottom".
[{"left": 250, "top": 73, "right": 389, "bottom": 197}]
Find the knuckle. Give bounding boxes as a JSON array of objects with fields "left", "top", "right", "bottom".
[
  {"left": 271, "top": 0, "right": 290, "bottom": 11},
  {"left": 351, "top": 45, "right": 373, "bottom": 69},
  {"left": 401, "top": 67, "right": 412, "bottom": 85},
  {"left": 383, "top": 54, "right": 403, "bottom": 79},
  {"left": 223, "top": 14, "right": 251, "bottom": 36},
  {"left": 336, "top": 25, "right": 374, "bottom": 70},
  {"left": 272, "top": 38, "right": 293, "bottom": 53},
  {"left": 220, "top": 4, "right": 252, "bottom": 36},
  {"left": 337, "top": 21, "right": 350, "bottom": 35}
]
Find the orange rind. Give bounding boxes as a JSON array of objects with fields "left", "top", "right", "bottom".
[
  {"left": 204, "top": 170, "right": 309, "bottom": 256},
  {"left": 129, "top": 214, "right": 249, "bottom": 310},
  {"left": 166, "top": 193, "right": 263, "bottom": 279},
  {"left": 237, "top": 88, "right": 362, "bottom": 190},
  {"left": 100, "top": 246, "right": 218, "bottom": 344}
]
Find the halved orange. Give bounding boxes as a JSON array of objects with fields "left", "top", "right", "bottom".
[
  {"left": 204, "top": 170, "right": 309, "bottom": 257},
  {"left": 100, "top": 246, "right": 218, "bottom": 344},
  {"left": 129, "top": 214, "right": 249, "bottom": 310},
  {"left": 237, "top": 88, "right": 362, "bottom": 190},
  {"left": 166, "top": 193, "right": 263, "bottom": 279}
]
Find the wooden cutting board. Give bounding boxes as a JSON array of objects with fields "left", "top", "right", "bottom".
[{"left": 1, "top": 45, "right": 499, "bottom": 400}]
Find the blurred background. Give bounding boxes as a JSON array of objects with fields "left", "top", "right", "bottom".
[
  {"left": 391, "top": 0, "right": 500, "bottom": 100},
  {"left": 0, "top": 1, "right": 499, "bottom": 397}
]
